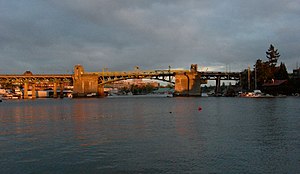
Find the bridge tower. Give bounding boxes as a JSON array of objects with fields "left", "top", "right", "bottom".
[
  {"left": 73, "top": 65, "right": 99, "bottom": 97},
  {"left": 174, "top": 64, "right": 203, "bottom": 96}
]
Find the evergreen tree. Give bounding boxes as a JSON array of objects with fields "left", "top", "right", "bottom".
[
  {"left": 274, "top": 62, "right": 289, "bottom": 80},
  {"left": 240, "top": 44, "right": 290, "bottom": 92},
  {"left": 240, "top": 69, "right": 250, "bottom": 90},
  {"left": 266, "top": 44, "right": 280, "bottom": 66},
  {"left": 255, "top": 59, "right": 275, "bottom": 88}
]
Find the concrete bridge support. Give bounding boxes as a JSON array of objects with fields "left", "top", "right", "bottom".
[
  {"left": 215, "top": 76, "right": 221, "bottom": 95},
  {"left": 23, "top": 82, "right": 29, "bottom": 99},
  {"left": 60, "top": 83, "right": 64, "bottom": 98},
  {"left": 53, "top": 82, "right": 58, "bottom": 98},
  {"left": 73, "top": 65, "right": 99, "bottom": 97},
  {"left": 174, "top": 64, "right": 203, "bottom": 96},
  {"left": 98, "top": 85, "right": 105, "bottom": 97},
  {"left": 23, "top": 82, "right": 36, "bottom": 99},
  {"left": 174, "top": 72, "right": 202, "bottom": 96},
  {"left": 31, "top": 83, "right": 36, "bottom": 99}
]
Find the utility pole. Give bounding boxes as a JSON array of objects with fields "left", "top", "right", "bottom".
[
  {"left": 168, "top": 65, "right": 171, "bottom": 83},
  {"left": 254, "top": 64, "right": 257, "bottom": 90},
  {"left": 248, "top": 65, "right": 251, "bottom": 91}
]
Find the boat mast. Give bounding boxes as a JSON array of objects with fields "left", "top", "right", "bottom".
[
  {"left": 254, "top": 64, "right": 257, "bottom": 90},
  {"left": 248, "top": 65, "right": 251, "bottom": 91}
]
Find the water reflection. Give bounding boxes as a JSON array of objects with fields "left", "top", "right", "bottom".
[{"left": 0, "top": 97, "right": 299, "bottom": 173}]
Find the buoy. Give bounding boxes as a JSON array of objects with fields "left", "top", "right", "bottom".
[{"left": 198, "top": 107, "right": 202, "bottom": 111}]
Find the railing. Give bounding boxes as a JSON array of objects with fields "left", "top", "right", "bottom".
[{"left": 0, "top": 70, "right": 241, "bottom": 84}]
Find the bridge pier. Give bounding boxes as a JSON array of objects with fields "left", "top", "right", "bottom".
[
  {"left": 98, "top": 85, "right": 105, "bottom": 97},
  {"left": 23, "top": 82, "right": 29, "bottom": 99},
  {"left": 215, "top": 76, "right": 221, "bottom": 96},
  {"left": 73, "top": 65, "right": 99, "bottom": 97},
  {"left": 53, "top": 82, "right": 58, "bottom": 98},
  {"left": 174, "top": 64, "right": 203, "bottom": 96},
  {"left": 60, "top": 82, "right": 64, "bottom": 98},
  {"left": 23, "top": 82, "right": 37, "bottom": 99},
  {"left": 174, "top": 73, "right": 203, "bottom": 96},
  {"left": 31, "top": 83, "right": 36, "bottom": 99}
]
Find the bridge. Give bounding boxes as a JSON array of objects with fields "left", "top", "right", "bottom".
[{"left": 0, "top": 64, "right": 240, "bottom": 98}]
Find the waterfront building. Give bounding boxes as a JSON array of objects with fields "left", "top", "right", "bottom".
[{"left": 293, "top": 68, "right": 300, "bottom": 79}]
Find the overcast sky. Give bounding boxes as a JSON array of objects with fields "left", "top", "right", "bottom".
[{"left": 0, "top": 0, "right": 299, "bottom": 74}]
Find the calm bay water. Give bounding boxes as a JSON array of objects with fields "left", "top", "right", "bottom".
[{"left": 0, "top": 97, "right": 299, "bottom": 174}]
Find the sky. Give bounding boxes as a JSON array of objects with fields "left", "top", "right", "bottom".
[{"left": 0, "top": 0, "right": 299, "bottom": 74}]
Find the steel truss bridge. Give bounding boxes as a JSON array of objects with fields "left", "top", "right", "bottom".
[{"left": 0, "top": 70, "right": 240, "bottom": 85}]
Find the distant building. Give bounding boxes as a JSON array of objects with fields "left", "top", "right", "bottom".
[
  {"left": 292, "top": 68, "right": 300, "bottom": 79},
  {"left": 291, "top": 68, "right": 300, "bottom": 94},
  {"left": 262, "top": 80, "right": 288, "bottom": 95}
]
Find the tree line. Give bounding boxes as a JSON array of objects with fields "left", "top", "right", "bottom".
[{"left": 239, "top": 44, "right": 298, "bottom": 95}]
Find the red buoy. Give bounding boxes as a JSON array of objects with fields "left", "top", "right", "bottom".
[{"left": 198, "top": 107, "right": 202, "bottom": 111}]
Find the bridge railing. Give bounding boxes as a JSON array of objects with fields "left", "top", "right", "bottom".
[
  {"left": 0, "top": 74, "right": 72, "bottom": 78},
  {"left": 89, "top": 69, "right": 190, "bottom": 77}
]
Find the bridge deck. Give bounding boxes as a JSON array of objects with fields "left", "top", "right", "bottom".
[
  {"left": 0, "top": 70, "right": 240, "bottom": 83},
  {"left": 0, "top": 74, "right": 72, "bottom": 78}
]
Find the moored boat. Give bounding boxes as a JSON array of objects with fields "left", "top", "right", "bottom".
[{"left": 239, "top": 90, "right": 274, "bottom": 98}]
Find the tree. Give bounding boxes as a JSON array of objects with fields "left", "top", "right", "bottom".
[
  {"left": 255, "top": 59, "right": 266, "bottom": 88},
  {"left": 274, "top": 62, "right": 289, "bottom": 80},
  {"left": 266, "top": 44, "right": 280, "bottom": 66},
  {"left": 240, "top": 69, "right": 250, "bottom": 90},
  {"left": 240, "top": 44, "right": 287, "bottom": 92},
  {"left": 255, "top": 59, "right": 275, "bottom": 87}
]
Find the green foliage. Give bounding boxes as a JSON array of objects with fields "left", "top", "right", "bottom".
[
  {"left": 240, "top": 69, "right": 250, "bottom": 90},
  {"left": 240, "top": 44, "right": 288, "bottom": 92},
  {"left": 266, "top": 44, "right": 280, "bottom": 66},
  {"left": 255, "top": 59, "right": 275, "bottom": 88}
]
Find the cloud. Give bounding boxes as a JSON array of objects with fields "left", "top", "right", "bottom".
[{"left": 0, "top": 0, "right": 299, "bottom": 74}]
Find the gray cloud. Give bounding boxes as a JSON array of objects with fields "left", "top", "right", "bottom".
[{"left": 0, "top": 0, "right": 299, "bottom": 74}]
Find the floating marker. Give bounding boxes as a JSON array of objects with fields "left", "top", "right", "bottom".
[{"left": 198, "top": 107, "right": 202, "bottom": 111}]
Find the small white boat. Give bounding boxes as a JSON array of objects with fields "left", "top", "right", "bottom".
[
  {"left": 239, "top": 90, "right": 274, "bottom": 98},
  {"left": 146, "top": 93, "right": 173, "bottom": 98},
  {"left": 86, "top": 93, "right": 97, "bottom": 97},
  {"left": 107, "top": 93, "right": 173, "bottom": 98}
]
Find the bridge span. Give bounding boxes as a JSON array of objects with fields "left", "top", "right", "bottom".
[{"left": 0, "top": 64, "right": 240, "bottom": 98}]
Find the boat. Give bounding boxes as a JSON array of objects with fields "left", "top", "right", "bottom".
[
  {"left": 1, "top": 93, "right": 21, "bottom": 99},
  {"left": 239, "top": 90, "right": 274, "bottom": 98},
  {"left": 86, "top": 93, "right": 97, "bottom": 97},
  {"left": 107, "top": 93, "right": 173, "bottom": 98},
  {"left": 146, "top": 93, "right": 173, "bottom": 98}
]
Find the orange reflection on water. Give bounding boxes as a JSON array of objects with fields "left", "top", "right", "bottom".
[
  {"left": 173, "top": 100, "right": 200, "bottom": 139},
  {"left": 71, "top": 101, "right": 112, "bottom": 147}
]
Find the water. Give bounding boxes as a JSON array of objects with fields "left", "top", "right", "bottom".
[{"left": 0, "top": 97, "right": 299, "bottom": 174}]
